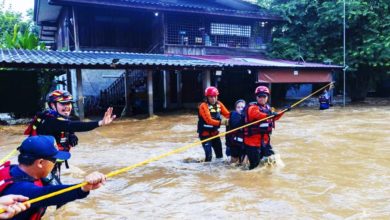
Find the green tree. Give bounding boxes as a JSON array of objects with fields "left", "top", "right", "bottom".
[
  {"left": 2, "top": 24, "right": 45, "bottom": 49},
  {"left": 0, "top": 3, "right": 51, "bottom": 117},
  {"left": 0, "top": 2, "right": 43, "bottom": 49},
  {"left": 262, "top": 0, "right": 390, "bottom": 101}
]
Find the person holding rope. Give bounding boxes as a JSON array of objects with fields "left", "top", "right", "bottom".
[
  {"left": 225, "top": 99, "right": 246, "bottom": 165},
  {"left": 319, "top": 89, "right": 331, "bottom": 110},
  {"left": 243, "top": 86, "right": 289, "bottom": 170},
  {"left": 0, "top": 195, "right": 30, "bottom": 219},
  {"left": 0, "top": 136, "right": 106, "bottom": 220},
  {"left": 197, "top": 87, "right": 230, "bottom": 162},
  {"left": 24, "top": 90, "right": 116, "bottom": 184},
  {"left": 0, "top": 83, "right": 332, "bottom": 216}
]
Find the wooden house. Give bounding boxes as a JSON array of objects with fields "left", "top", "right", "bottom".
[{"left": 32, "top": 0, "right": 340, "bottom": 116}]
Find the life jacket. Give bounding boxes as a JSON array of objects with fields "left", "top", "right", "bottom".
[
  {"left": 0, "top": 161, "right": 46, "bottom": 220},
  {"left": 243, "top": 102, "right": 274, "bottom": 137},
  {"left": 197, "top": 101, "right": 222, "bottom": 134},
  {"left": 0, "top": 161, "right": 13, "bottom": 194},
  {"left": 24, "top": 110, "right": 73, "bottom": 151},
  {"left": 226, "top": 112, "right": 245, "bottom": 144},
  {"left": 319, "top": 95, "right": 329, "bottom": 104}
]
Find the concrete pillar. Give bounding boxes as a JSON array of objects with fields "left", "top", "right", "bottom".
[
  {"left": 147, "top": 70, "right": 154, "bottom": 116},
  {"left": 176, "top": 70, "right": 182, "bottom": 107},
  {"left": 203, "top": 70, "right": 211, "bottom": 90},
  {"left": 163, "top": 70, "right": 171, "bottom": 109},
  {"left": 121, "top": 71, "right": 128, "bottom": 117},
  {"left": 76, "top": 69, "right": 84, "bottom": 120}
]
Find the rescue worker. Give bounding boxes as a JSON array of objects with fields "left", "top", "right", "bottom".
[
  {"left": 319, "top": 89, "right": 330, "bottom": 110},
  {"left": 0, "top": 136, "right": 106, "bottom": 220},
  {"left": 24, "top": 90, "right": 115, "bottom": 183},
  {"left": 225, "top": 99, "right": 246, "bottom": 164},
  {"left": 0, "top": 195, "right": 30, "bottom": 219},
  {"left": 243, "top": 86, "right": 288, "bottom": 170},
  {"left": 197, "top": 86, "right": 230, "bottom": 162}
]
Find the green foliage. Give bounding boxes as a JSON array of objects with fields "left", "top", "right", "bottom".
[
  {"left": 255, "top": 0, "right": 274, "bottom": 9},
  {"left": 0, "top": 2, "right": 51, "bottom": 114},
  {"left": 2, "top": 24, "right": 45, "bottom": 49},
  {"left": 0, "top": 3, "right": 44, "bottom": 49},
  {"left": 262, "top": 0, "right": 390, "bottom": 101}
]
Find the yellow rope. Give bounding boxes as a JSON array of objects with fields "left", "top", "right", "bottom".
[
  {"left": 0, "top": 82, "right": 333, "bottom": 214},
  {"left": 0, "top": 148, "right": 18, "bottom": 164}
]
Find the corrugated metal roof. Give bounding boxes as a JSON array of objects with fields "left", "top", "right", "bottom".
[
  {"left": 186, "top": 55, "right": 343, "bottom": 69},
  {"left": 49, "top": 0, "right": 282, "bottom": 20},
  {"left": 0, "top": 49, "right": 341, "bottom": 70},
  {"left": 0, "top": 49, "right": 227, "bottom": 69}
]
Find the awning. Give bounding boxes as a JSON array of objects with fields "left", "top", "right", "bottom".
[
  {"left": 0, "top": 49, "right": 227, "bottom": 69},
  {"left": 185, "top": 55, "right": 339, "bottom": 83},
  {"left": 186, "top": 55, "right": 342, "bottom": 69},
  {"left": 0, "top": 50, "right": 341, "bottom": 78},
  {"left": 258, "top": 69, "right": 333, "bottom": 83}
]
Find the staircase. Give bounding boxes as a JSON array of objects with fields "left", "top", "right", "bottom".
[
  {"left": 39, "top": 23, "right": 57, "bottom": 49},
  {"left": 100, "top": 70, "right": 147, "bottom": 116}
]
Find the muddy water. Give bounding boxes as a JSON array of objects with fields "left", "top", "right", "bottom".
[{"left": 1, "top": 106, "right": 389, "bottom": 219}]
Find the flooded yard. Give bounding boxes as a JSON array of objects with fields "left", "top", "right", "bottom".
[{"left": 1, "top": 105, "right": 389, "bottom": 219}]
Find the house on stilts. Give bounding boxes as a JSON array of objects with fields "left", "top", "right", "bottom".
[{"left": 0, "top": 0, "right": 341, "bottom": 118}]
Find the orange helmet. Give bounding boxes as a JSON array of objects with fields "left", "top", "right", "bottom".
[
  {"left": 204, "top": 86, "right": 219, "bottom": 97},
  {"left": 255, "top": 86, "right": 270, "bottom": 96},
  {"left": 47, "top": 90, "right": 74, "bottom": 103}
]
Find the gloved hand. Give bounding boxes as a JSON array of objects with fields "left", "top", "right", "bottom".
[
  {"left": 267, "top": 112, "right": 279, "bottom": 117},
  {"left": 68, "top": 133, "right": 79, "bottom": 147},
  {"left": 284, "top": 105, "right": 292, "bottom": 112},
  {"left": 220, "top": 118, "right": 229, "bottom": 126}
]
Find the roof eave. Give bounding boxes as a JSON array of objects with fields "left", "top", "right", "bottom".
[
  {"left": 0, "top": 63, "right": 224, "bottom": 70},
  {"left": 35, "top": 0, "right": 63, "bottom": 25},
  {"left": 48, "top": 0, "right": 284, "bottom": 21}
]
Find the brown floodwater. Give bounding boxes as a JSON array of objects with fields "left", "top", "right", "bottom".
[{"left": 1, "top": 105, "right": 389, "bottom": 219}]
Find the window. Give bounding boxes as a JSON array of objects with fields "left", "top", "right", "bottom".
[{"left": 210, "top": 23, "right": 251, "bottom": 37}]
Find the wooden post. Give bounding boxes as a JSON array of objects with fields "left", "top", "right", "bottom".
[
  {"left": 72, "top": 7, "right": 80, "bottom": 51},
  {"left": 121, "top": 71, "right": 128, "bottom": 117},
  {"left": 161, "top": 12, "right": 166, "bottom": 51},
  {"left": 203, "top": 70, "right": 211, "bottom": 90},
  {"left": 73, "top": 7, "right": 82, "bottom": 119},
  {"left": 269, "top": 83, "right": 272, "bottom": 105},
  {"left": 147, "top": 70, "right": 154, "bottom": 117},
  {"left": 66, "top": 69, "right": 72, "bottom": 92},
  {"left": 76, "top": 69, "right": 84, "bottom": 120},
  {"left": 176, "top": 70, "right": 182, "bottom": 107},
  {"left": 65, "top": 9, "right": 70, "bottom": 50},
  {"left": 163, "top": 70, "right": 171, "bottom": 109}
]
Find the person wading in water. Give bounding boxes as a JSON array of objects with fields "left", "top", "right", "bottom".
[
  {"left": 197, "top": 86, "right": 230, "bottom": 162},
  {"left": 225, "top": 99, "right": 246, "bottom": 165},
  {"left": 24, "top": 90, "right": 115, "bottom": 184},
  {"left": 243, "top": 86, "right": 289, "bottom": 169},
  {"left": 0, "top": 136, "right": 106, "bottom": 220}
]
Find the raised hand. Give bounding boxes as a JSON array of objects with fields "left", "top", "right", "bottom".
[{"left": 99, "top": 107, "right": 116, "bottom": 126}]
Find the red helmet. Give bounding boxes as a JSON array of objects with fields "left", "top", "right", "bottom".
[
  {"left": 255, "top": 86, "right": 270, "bottom": 96},
  {"left": 204, "top": 86, "right": 219, "bottom": 97},
  {"left": 47, "top": 90, "right": 74, "bottom": 103}
]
